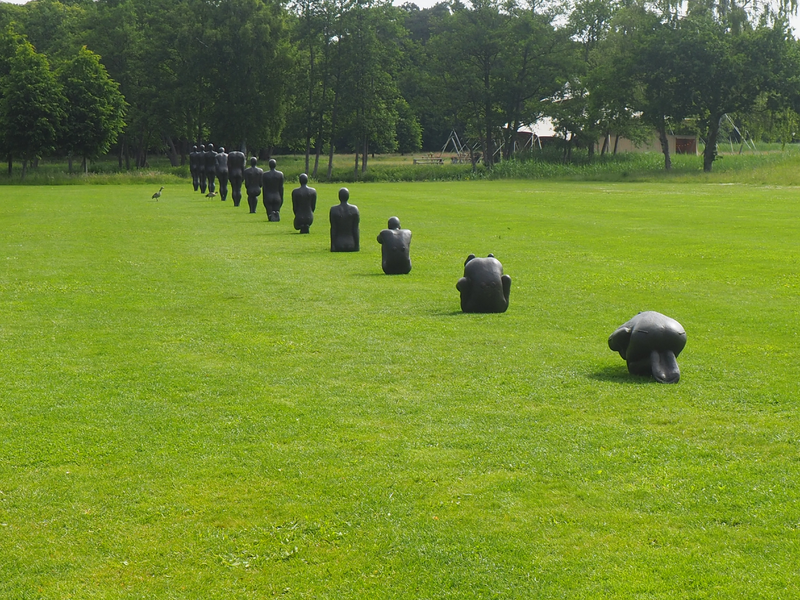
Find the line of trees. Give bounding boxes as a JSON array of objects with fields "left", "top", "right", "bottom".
[{"left": 0, "top": 0, "right": 799, "bottom": 176}]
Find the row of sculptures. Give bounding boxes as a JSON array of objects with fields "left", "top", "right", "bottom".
[{"left": 188, "top": 145, "right": 687, "bottom": 383}]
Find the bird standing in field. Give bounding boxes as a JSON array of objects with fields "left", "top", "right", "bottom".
[
  {"left": 152, "top": 186, "right": 164, "bottom": 201},
  {"left": 206, "top": 191, "right": 217, "bottom": 198}
]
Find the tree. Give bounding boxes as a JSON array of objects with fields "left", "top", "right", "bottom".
[
  {"left": 397, "top": 1, "right": 452, "bottom": 151},
  {"left": 87, "top": 0, "right": 149, "bottom": 168},
  {"left": 395, "top": 97, "right": 422, "bottom": 154},
  {"left": 428, "top": 0, "right": 510, "bottom": 166},
  {"left": 18, "top": 0, "right": 91, "bottom": 60},
  {"left": 599, "top": 6, "right": 691, "bottom": 169},
  {"left": 335, "top": 0, "right": 406, "bottom": 174},
  {"left": 204, "top": 0, "right": 293, "bottom": 154},
  {"left": 58, "top": 46, "right": 126, "bottom": 172},
  {"left": 0, "top": 37, "right": 64, "bottom": 178},
  {"left": 496, "top": 4, "right": 571, "bottom": 160}
]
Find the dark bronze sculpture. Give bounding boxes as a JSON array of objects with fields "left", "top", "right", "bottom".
[
  {"left": 608, "top": 311, "right": 687, "bottom": 383},
  {"left": 189, "top": 145, "right": 200, "bottom": 191},
  {"left": 204, "top": 143, "right": 217, "bottom": 195},
  {"left": 291, "top": 173, "right": 316, "bottom": 233},
  {"left": 215, "top": 147, "right": 229, "bottom": 201},
  {"left": 377, "top": 216, "right": 411, "bottom": 274},
  {"left": 228, "top": 150, "right": 246, "bottom": 207},
  {"left": 329, "top": 187, "right": 359, "bottom": 252},
  {"left": 243, "top": 157, "right": 263, "bottom": 214},
  {"left": 456, "top": 254, "right": 511, "bottom": 313},
  {"left": 261, "top": 159, "right": 284, "bottom": 221},
  {"left": 197, "top": 144, "right": 207, "bottom": 193}
]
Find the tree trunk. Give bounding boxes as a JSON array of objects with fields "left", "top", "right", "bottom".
[
  {"left": 7, "top": 154, "right": 11, "bottom": 176},
  {"left": 304, "top": 46, "right": 315, "bottom": 175},
  {"left": 613, "top": 134, "right": 620, "bottom": 155},
  {"left": 353, "top": 150, "right": 359, "bottom": 179},
  {"left": 657, "top": 124, "right": 672, "bottom": 171},
  {"left": 563, "top": 133, "right": 572, "bottom": 163},
  {"left": 314, "top": 45, "right": 330, "bottom": 180},
  {"left": 483, "top": 69, "right": 493, "bottom": 167},
  {"left": 703, "top": 116, "right": 721, "bottom": 172},
  {"left": 137, "top": 130, "right": 148, "bottom": 168},
  {"left": 166, "top": 136, "right": 179, "bottom": 167},
  {"left": 327, "top": 90, "right": 339, "bottom": 182},
  {"left": 361, "top": 137, "right": 368, "bottom": 173},
  {"left": 21, "top": 159, "right": 27, "bottom": 180}
]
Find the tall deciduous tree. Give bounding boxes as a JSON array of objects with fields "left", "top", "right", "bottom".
[
  {"left": 598, "top": 6, "right": 691, "bottom": 169},
  {"left": 680, "top": 7, "right": 794, "bottom": 171},
  {"left": 205, "top": 0, "right": 293, "bottom": 154},
  {"left": 428, "top": 0, "right": 509, "bottom": 166},
  {"left": 336, "top": 0, "right": 405, "bottom": 174},
  {"left": 0, "top": 37, "right": 64, "bottom": 178},
  {"left": 18, "top": 0, "right": 91, "bottom": 61},
  {"left": 58, "top": 46, "right": 126, "bottom": 172}
]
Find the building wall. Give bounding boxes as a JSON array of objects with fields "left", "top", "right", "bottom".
[{"left": 599, "top": 134, "right": 698, "bottom": 155}]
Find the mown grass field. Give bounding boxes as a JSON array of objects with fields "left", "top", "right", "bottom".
[{"left": 1, "top": 180, "right": 798, "bottom": 598}]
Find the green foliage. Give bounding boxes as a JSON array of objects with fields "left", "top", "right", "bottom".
[
  {"left": 1, "top": 181, "right": 798, "bottom": 597},
  {"left": 17, "top": 0, "right": 90, "bottom": 60},
  {"left": 1, "top": 0, "right": 799, "bottom": 178},
  {"left": 394, "top": 97, "right": 422, "bottom": 154},
  {"left": 204, "top": 0, "right": 293, "bottom": 150},
  {"left": 0, "top": 37, "right": 64, "bottom": 174},
  {"left": 58, "top": 46, "right": 126, "bottom": 166}
]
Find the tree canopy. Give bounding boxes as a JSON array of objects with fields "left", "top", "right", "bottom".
[{"left": 0, "top": 0, "right": 798, "bottom": 174}]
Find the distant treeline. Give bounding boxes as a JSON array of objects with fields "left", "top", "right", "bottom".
[{"left": 1, "top": 0, "right": 799, "bottom": 177}]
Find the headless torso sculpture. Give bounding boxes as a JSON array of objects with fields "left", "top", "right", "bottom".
[
  {"left": 243, "top": 157, "right": 263, "bottom": 214},
  {"left": 291, "top": 173, "right": 317, "bottom": 234},
  {"left": 608, "top": 311, "right": 687, "bottom": 383},
  {"left": 456, "top": 254, "right": 511, "bottom": 313},
  {"left": 261, "top": 159, "right": 284, "bottom": 221},
  {"left": 227, "top": 150, "right": 246, "bottom": 207},
  {"left": 329, "top": 188, "right": 360, "bottom": 252},
  {"left": 377, "top": 217, "right": 412, "bottom": 274}
]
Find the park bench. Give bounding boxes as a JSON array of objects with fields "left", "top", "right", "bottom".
[{"left": 413, "top": 156, "right": 444, "bottom": 165}]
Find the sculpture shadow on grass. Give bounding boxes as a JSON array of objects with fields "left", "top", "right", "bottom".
[{"left": 588, "top": 364, "right": 658, "bottom": 385}]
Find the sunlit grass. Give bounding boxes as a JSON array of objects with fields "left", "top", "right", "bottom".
[{"left": 0, "top": 181, "right": 798, "bottom": 598}]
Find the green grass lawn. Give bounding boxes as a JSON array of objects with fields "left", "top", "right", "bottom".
[{"left": 1, "top": 180, "right": 798, "bottom": 598}]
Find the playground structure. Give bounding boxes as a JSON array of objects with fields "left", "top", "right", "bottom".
[{"left": 413, "top": 130, "right": 480, "bottom": 165}]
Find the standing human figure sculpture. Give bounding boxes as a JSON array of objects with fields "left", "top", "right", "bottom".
[
  {"left": 377, "top": 217, "right": 412, "bottom": 274},
  {"left": 189, "top": 145, "right": 200, "bottom": 191},
  {"left": 215, "top": 147, "right": 229, "bottom": 201},
  {"left": 261, "top": 159, "right": 284, "bottom": 221},
  {"left": 291, "top": 173, "right": 317, "bottom": 234},
  {"left": 227, "top": 150, "right": 246, "bottom": 207},
  {"left": 197, "top": 144, "right": 207, "bottom": 193},
  {"left": 329, "top": 187, "right": 360, "bottom": 252},
  {"left": 243, "top": 157, "right": 263, "bottom": 214},
  {"left": 204, "top": 143, "right": 217, "bottom": 195}
]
